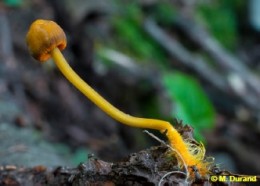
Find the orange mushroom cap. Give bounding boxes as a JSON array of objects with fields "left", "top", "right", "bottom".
[{"left": 26, "top": 19, "right": 67, "bottom": 62}]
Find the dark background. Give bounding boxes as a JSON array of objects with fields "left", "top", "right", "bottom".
[{"left": 0, "top": 0, "right": 259, "bottom": 176}]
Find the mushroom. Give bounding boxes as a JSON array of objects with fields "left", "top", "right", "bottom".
[
  {"left": 26, "top": 19, "right": 67, "bottom": 62},
  {"left": 26, "top": 19, "right": 211, "bottom": 178}
]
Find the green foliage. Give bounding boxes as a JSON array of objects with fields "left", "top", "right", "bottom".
[
  {"left": 51, "top": 143, "right": 71, "bottom": 159},
  {"left": 53, "top": 145, "right": 89, "bottom": 166},
  {"left": 151, "top": 2, "right": 177, "bottom": 26},
  {"left": 162, "top": 72, "right": 216, "bottom": 141},
  {"left": 4, "top": 0, "right": 22, "bottom": 7},
  {"left": 197, "top": 0, "right": 241, "bottom": 50},
  {"left": 111, "top": 3, "right": 167, "bottom": 66},
  {"left": 71, "top": 148, "right": 89, "bottom": 165}
]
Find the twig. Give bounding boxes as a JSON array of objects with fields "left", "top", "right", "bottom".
[
  {"left": 144, "top": 18, "right": 260, "bottom": 111},
  {"left": 158, "top": 170, "right": 187, "bottom": 186},
  {"left": 144, "top": 18, "right": 227, "bottom": 92},
  {"left": 97, "top": 47, "right": 162, "bottom": 88},
  {"left": 174, "top": 15, "right": 260, "bottom": 95}
]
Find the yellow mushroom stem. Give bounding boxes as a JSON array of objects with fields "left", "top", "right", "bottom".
[
  {"left": 50, "top": 47, "right": 209, "bottom": 177},
  {"left": 51, "top": 48, "right": 170, "bottom": 129},
  {"left": 26, "top": 19, "right": 210, "bottom": 178}
]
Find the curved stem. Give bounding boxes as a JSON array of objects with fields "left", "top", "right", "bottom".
[
  {"left": 50, "top": 48, "right": 195, "bottom": 168},
  {"left": 51, "top": 48, "right": 172, "bottom": 131}
]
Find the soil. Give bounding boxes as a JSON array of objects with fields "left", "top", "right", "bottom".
[{"left": 0, "top": 145, "right": 249, "bottom": 186}]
